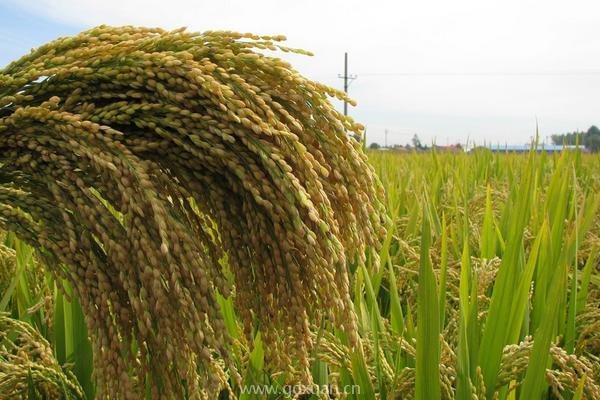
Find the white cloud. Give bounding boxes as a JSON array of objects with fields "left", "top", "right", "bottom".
[{"left": 8, "top": 0, "right": 600, "bottom": 145}]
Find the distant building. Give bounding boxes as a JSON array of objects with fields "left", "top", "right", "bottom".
[
  {"left": 433, "top": 144, "right": 463, "bottom": 153},
  {"left": 369, "top": 144, "right": 410, "bottom": 152},
  {"left": 391, "top": 144, "right": 411, "bottom": 152},
  {"left": 473, "top": 144, "right": 587, "bottom": 153}
]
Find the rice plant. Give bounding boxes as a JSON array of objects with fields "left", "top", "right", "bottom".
[
  {"left": 0, "top": 25, "right": 385, "bottom": 398},
  {"left": 366, "top": 148, "right": 599, "bottom": 400}
]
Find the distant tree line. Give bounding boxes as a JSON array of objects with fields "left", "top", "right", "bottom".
[
  {"left": 368, "top": 134, "right": 428, "bottom": 150},
  {"left": 551, "top": 125, "right": 600, "bottom": 152}
]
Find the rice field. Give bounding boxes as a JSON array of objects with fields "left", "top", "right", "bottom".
[
  {"left": 1, "top": 146, "right": 599, "bottom": 399},
  {"left": 0, "top": 25, "right": 599, "bottom": 400}
]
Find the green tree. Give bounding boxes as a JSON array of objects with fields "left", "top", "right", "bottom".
[
  {"left": 552, "top": 125, "right": 599, "bottom": 152},
  {"left": 585, "top": 126, "right": 600, "bottom": 152},
  {"left": 412, "top": 134, "right": 423, "bottom": 149}
]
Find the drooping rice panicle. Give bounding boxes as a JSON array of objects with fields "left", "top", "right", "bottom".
[{"left": 0, "top": 25, "right": 386, "bottom": 399}]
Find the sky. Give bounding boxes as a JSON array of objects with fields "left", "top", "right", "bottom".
[{"left": 1, "top": 0, "right": 599, "bottom": 146}]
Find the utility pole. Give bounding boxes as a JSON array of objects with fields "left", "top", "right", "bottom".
[
  {"left": 338, "top": 52, "right": 357, "bottom": 117},
  {"left": 385, "top": 129, "right": 388, "bottom": 148}
]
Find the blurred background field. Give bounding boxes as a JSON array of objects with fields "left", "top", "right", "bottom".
[{"left": 1, "top": 147, "right": 599, "bottom": 399}]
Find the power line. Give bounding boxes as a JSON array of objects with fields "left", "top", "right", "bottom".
[{"left": 359, "top": 70, "right": 600, "bottom": 77}]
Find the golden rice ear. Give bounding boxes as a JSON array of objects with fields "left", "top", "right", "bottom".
[
  {"left": 0, "top": 313, "right": 85, "bottom": 399},
  {"left": 0, "top": 25, "right": 386, "bottom": 397}
]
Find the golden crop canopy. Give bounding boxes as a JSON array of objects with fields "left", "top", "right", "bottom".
[{"left": 0, "top": 25, "right": 386, "bottom": 398}]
